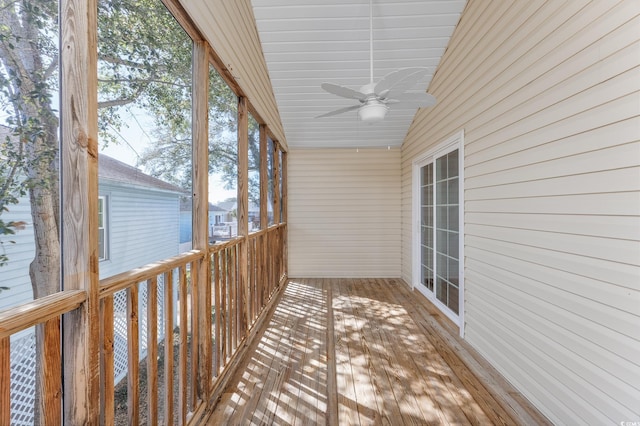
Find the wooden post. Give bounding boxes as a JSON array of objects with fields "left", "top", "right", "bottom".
[
  {"left": 273, "top": 144, "right": 281, "bottom": 225},
  {"left": 163, "top": 271, "right": 175, "bottom": 425},
  {"left": 60, "top": 0, "right": 100, "bottom": 423},
  {"left": 237, "top": 96, "right": 250, "bottom": 337},
  {"left": 146, "top": 277, "right": 158, "bottom": 425},
  {"left": 281, "top": 151, "right": 288, "bottom": 277},
  {"left": 0, "top": 337, "right": 9, "bottom": 425},
  {"left": 259, "top": 125, "right": 268, "bottom": 230},
  {"left": 126, "top": 286, "right": 140, "bottom": 425},
  {"left": 192, "top": 39, "right": 210, "bottom": 405}
]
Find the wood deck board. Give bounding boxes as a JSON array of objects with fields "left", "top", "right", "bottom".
[{"left": 205, "top": 278, "right": 550, "bottom": 426}]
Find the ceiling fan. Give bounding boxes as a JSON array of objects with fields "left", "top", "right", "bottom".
[{"left": 316, "top": 0, "right": 437, "bottom": 122}]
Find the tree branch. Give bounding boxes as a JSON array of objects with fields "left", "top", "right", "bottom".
[
  {"left": 98, "top": 77, "right": 189, "bottom": 89},
  {"left": 43, "top": 53, "right": 58, "bottom": 80}
]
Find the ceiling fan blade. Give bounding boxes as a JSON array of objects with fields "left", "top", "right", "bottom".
[
  {"left": 321, "top": 83, "right": 368, "bottom": 101},
  {"left": 387, "top": 92, "right": 436, "bottom": 107},
  {"left": 315, "top": 104, "right": 361, "bottom": 118},
  {"left": 375, "top": 67, "right": 429, "bottom": 98}
]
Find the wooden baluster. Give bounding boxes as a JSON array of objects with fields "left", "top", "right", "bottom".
[
  {"left": 164, "top": 270, "right": 174, "bottom": 426},
  {"left": 127, "top": 285, "right": 139, "bottom": 425},
  {"left": 100, "top": 297, "right": 115, "bottom": 426},
  {"left": 179, "top": 265, "right": 188, "bottom": 425},
  {"left": 213, "top": 251, "right": 221, "bottom": 376},
  {"left": 147, "top": 277, "right": 158, "bottom": 425},
  {"left": 0, "top": 337, "right": 9, "bottom": 425},
  {"left": 189, "top": 261, "right": 199, "bottom": 410}
]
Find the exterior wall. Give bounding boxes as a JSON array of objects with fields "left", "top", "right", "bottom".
[
  {"left": 0, "top": 194, "right": 36, "bottom": 312},
  {"left": 401, "top": 1, "right": 640, "bottom": 424},
  {"left": 98, "top": 182, "right": 180, "bottom": 279},
  {"left": 289, "top": 148, "right": 401, "bottom": 278}
]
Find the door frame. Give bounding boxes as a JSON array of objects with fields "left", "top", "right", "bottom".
[{"left": 412, "top": 130, "right": 465, "bottom": 337}]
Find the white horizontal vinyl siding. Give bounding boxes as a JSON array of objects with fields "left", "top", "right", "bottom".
[
  {"left": 289, "top": 148, "right": 400, "bottom": 277},
  {"left": 401, "top": 1, "right": 640, "bottom": 424},
  {"left": 0, "top": 196, "right": 37, "bottom": 310},
  {"left": 99, "top": 183, "right": 180, "bottom": 279}
]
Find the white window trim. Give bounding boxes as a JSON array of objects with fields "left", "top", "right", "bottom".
[
  {"left": 412, "top": 130, "right": 465, "bottom": 337},
  {"left": 98, "top": 195, "right": 108, "bottom": 261}
]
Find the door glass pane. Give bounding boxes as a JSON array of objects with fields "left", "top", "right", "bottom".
[
  {"left": 434, "top": 149, "right": 460, "bottom": 314},
  {"left": 420, "top": 163, "right": 433, "bottom": 291}
]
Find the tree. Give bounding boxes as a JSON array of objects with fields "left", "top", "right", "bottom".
[
  {"left": 138, "top": 69, "right": 263, "bottom": 204},
  {"left": 0, "top": 0, "right": 231, "bottom": 420}
]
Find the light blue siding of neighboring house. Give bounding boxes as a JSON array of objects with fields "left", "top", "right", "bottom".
[
  {"left": 99, "top": 182, "right": 181, "bottom": 278},
  {"left": 0, "top": 196, "right": 36, "bottom": 314},
  {"left": 0, "top": 154, "right": 184, "bottom": 308}
]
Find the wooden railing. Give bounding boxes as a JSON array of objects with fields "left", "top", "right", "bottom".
[
  {"left": 0, "top": 223, "right": 287, "bottom": 425},
  {"left": 0, "top": 291, "right": 86, "bottom": 425}
]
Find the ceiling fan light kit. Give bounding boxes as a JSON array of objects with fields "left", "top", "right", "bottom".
[
  {"left": 358, "top": 101, "right": 388, "bottom": 122},
  {"left": 316, "top": 0, "right": 437, "bottom": 123}
]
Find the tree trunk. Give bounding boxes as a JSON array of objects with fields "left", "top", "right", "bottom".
[{"left": 26, "top": 110, "right": 61, "bottom": 425}]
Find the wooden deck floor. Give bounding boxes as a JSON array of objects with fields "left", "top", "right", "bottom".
[{"left": 206, "top": 278, "right": 550, "bottom": 425}]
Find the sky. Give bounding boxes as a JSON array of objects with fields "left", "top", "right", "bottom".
[{"left": 98, "top": 105, "right": 236, "bottom": 203}]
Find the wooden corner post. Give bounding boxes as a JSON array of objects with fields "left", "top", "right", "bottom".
[
  {"left": 259, "top": 124, "right": 268, "bottom": 230},
  {"left": 273, "top": 144, "right": 281, "bottom": 225},
  {"left": 60, "top": 0, "right": 100, "bottom": 423},
  {"left": 237, "top": 97, "right": 250, "bottom": 336},
  {"left": 193, "top": 40, "right": 211, "bottom": 404},
  {"left": 281, "top": 151, "right": 288, "bottom": 277}
]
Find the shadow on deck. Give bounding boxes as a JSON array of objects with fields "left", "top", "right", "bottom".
[{"left": 206, "top": 278, "right": 551, "bottom": 425}]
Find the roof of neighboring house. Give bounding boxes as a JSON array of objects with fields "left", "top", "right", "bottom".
[
  {"left": 180, "top": 198, "right": 228, "bottom": 212},
  {"left": 99, "top": 154, "right": 186, "bottom": 194},
  {"left": 0, "top": 127, "right": 184, "bottom": 195},
  {"left": 216, "top": 200, "right": 263, "bottom": 213},
  {"left": 217, "top": 200, "right": 236, "bottom": 212}
]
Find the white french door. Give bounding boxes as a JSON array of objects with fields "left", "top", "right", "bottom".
[{"left": 413, "top": 131, "right": 464, "bottom": 331}]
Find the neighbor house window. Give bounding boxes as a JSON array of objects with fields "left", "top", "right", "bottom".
[{"left": 98, "top": 196, "right": 108, "bottom": 261}]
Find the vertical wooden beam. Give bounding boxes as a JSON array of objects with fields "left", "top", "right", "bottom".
[
  {"left": 163, "top": 270, "right": 175, "bottom": 426},
  {"left": 281, "top": 151, "right": 288, "bottom": 224},
  {"left": 0, "top": 337, "right": 9, "bottom": 425},
  {"left": 281, "top": 151, "right": 288, "bottom": 277},
  {"left": 192, "top": 40, "right": 211, "bottom": 405},
  {"left": 147, "top": 277, "right": 158, "bottom": 425},
  {"left": 100, "top": 297, "right": 115, "bottom": 426},
  {"left": 237, "top": 97, "right": 250, "bottom": 337},
  {"left": 259, "top": 125, "right": 268, "bottom": 230},
  {"left": 189, "top": 261, "right": 198, "bottom": 410},
  {"left": 273, "top": 144, "right": 281, "bottom": 224},
  {"left": 178, "top": 266, "right": 188, "bottom": 425},
  {"left": 60, "top": 0, "right": 99, "bottom": 423},
  {"left": 40, "top": 318, "right": 62, "bottom": 425},
  {"left": 213, "top": 252, "right": 221, "bottom": 377},
  {"left": 127, "top": 286, "right": 140, "bottom": 425}
]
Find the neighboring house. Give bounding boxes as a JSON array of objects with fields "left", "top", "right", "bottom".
[
  {"left": 216, "top": 199, "right": 264, "bottom": 230},
  {"left": 1, "top": 154, "right": 184, "bottom": 425},
  {"left": 0, "top": 154, "right": 184, "bottom": 311},
  {"left": 97, "top": 154, "right": 185, "bottom": 279},
  {"left": 180, "top": 200, "right": 229, "bottom": 246}
]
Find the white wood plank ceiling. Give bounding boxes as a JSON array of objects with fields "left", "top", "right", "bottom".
[{"left": 251, "top": 0, "right": 467, "bottom": 149}]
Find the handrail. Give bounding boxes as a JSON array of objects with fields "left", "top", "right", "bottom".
[
  {"left": 0, "top": 290, "right": 86, "bottom": 338},
  {"left": 99, "top": 250, "right": 205, "bottom": 298},
  {"left": 209, "top": 222, "right": 287, "bottom": 253}
]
